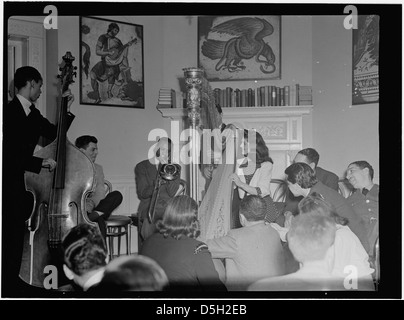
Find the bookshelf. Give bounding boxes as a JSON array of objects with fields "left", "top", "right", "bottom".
[
  {"left": 213, "top": 84, "right": 312, "bottom": 108},
  {"left": 156, "top": 84, "right": 312, "bottom": 109}
]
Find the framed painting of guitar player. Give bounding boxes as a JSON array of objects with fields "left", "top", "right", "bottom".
[{"left": 79, "top": 16, "right": 144, "bottom": 108}]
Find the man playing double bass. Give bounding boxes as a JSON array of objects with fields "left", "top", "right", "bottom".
[{"left": 3, "top": 66, "right": 75, "bottom": 297}]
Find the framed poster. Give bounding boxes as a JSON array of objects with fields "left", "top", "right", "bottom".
[
  {"left": 80, "top": 16, "right": 144, "bottom": 108},
  {"left": 198, "top": 15, "right": 281, "bottom": 81},
  {"left": 353, "top": 15, "right": 379, "bottom": 105}
]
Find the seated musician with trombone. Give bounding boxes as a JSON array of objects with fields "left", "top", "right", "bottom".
[{"left": 135, "top": 137, "right": 184, "bottom": 250}]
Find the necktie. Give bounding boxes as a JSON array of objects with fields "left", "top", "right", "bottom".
[
  {"left": 28, "top": 104, "right": 36, "bottom": 116},
  {"left": 362, "top": 188, "right": 369, "bottom": 196}
]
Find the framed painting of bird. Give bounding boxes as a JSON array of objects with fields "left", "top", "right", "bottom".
[{"left": 198, "top": 15, "right": 281, "bottom": 81}]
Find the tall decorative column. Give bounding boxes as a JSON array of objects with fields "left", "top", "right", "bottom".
[{"left": 183, "top": 67, "right": 204, "bottom": 203}]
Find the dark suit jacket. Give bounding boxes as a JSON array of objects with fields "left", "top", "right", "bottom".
[
  {"left": 310, "top": 181, "right": 369, "bottom": 251},
  {"left": 3, "top": 97, "right": 75, "bottom": 220},
  {"left": 315, "top": 166, "right": 339, "bottom": 191},
  {"left": 134, "top": 159, "right": 182, "bottom": 222},
  {"left": 140, "top": 233, "right": 227, "bottom": 291},
  {"left": 2, "top": 97, "right": 74, "bottom": 294},
  {"left": 284, "top": 166, "right": 339, "bottom": 215}
]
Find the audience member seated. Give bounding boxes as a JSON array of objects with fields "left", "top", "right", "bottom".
[
  {"left": 206, "top": 195, "right": 285, "bottom": 291},
  {"left": 75, "top": 135, "right": 123, "bottom": 239},
  {"left": 283, "top": 162, "right": 368, "bottom": 251},
  {"left": 345, "top": 161, "right": 379, "bottom": 260},
  {"left": 283, "top": 148, "right": 339, "bottom": 216},
  {"left": 139, "top": 195, "right": 227, "bottom": 292},
  {"left": 268, "top": 194, "right": 375, "bottom": 291},
  {"left": 60, "top": 224, "right": 108, "bottom": 292},
  {"left": 249, "top": 213, "right": 345, "bottom": 291},
  {"left": 299, "top": 193, "right": 375, "bottom": 287},
  {"left": 94, "top": 255, "right": 169, "bottom": 292}
]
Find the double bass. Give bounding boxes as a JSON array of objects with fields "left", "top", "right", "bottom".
[{"left": 19, "top": 52, "right": 97, "bottom": 288}]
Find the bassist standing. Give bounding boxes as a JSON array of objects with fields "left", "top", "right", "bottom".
[{"left": 2, "top": 66, "right": 75, "bottom": 297}]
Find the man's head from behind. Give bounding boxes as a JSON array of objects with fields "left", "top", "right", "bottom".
[
  {"left": 294, "top": 148, "right": 320, "bottom": 170},
  {"left": 346, "top": 160, "right": 374, "bottom": 189},
  {"left": 75, "top": 135, "right": 98, "bottom": 163},
  {"left": 98, "top": 255, "right": 169, "bottom": 291},
  {"left": 239, "top": 195, "right": 266, "bottom": 226},
  {"left": 62, "top": 223, "right": 107, "bottom": 285},
  {"left": 287, "top": 213, "right": 336, "bottom": 264}
]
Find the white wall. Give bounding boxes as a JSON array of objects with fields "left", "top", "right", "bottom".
[
  {"left": 312, "top": 16, "right": 379, "bottom": 183},
  {"left": 53, "top": 15, "right": 316, "bottom": 214}
]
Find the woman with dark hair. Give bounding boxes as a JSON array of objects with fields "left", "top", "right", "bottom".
[
  {"left": 230, "top": 130, "right": 280, "bottom": 225},
  {"left": 139, "top": 195, "right": 227, "bottom": 292}
]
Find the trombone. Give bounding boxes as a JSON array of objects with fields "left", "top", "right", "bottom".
[{"left": 147, "top": 163, "right": 181, "bottom": 223}]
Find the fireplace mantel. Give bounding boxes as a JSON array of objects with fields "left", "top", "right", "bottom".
[
  {"left": 158, "top": 105, "right": 313, "bottom": 148},
  {"left": 158, "top": 105, "right": 312, "bottom": 121}
]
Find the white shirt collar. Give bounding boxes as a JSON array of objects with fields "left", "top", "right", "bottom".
[{"left": 16, "top": 94, "right": 32, "bottom": 116}]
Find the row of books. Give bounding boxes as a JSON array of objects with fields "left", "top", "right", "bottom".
[
  {"left": 213, "top": 85, "right": 313, "bottom": 108},
  {"left": 158, "top": 87, "right": 177, "bottom": 107}
]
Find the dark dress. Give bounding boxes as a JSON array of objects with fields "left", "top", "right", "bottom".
[{"left": 140, "top": 233, "right": 227, "bottom": 292}]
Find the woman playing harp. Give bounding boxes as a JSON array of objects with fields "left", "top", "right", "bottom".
[{"left": 198, "top": 84, "right": 243, "bottom": 241}]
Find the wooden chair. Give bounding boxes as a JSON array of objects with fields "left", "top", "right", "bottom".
[{"left": 104, "top": 180, "right": 131, "bottom": 261}]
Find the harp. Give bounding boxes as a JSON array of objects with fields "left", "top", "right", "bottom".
[{"left": 183, "top": 68, "right": 240, "bottom": 241}]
